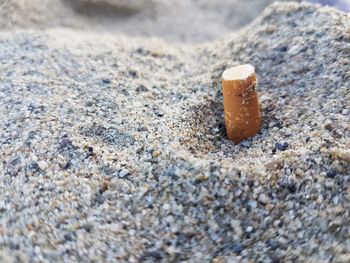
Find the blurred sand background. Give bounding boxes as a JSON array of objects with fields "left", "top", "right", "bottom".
[{"left": 1, "top": 0, "right": 278, "bottom": 42}]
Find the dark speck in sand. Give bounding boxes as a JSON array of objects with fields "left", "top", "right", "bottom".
[
  {"left": 62, "top": 161, "right": 71, "bottom": 170},
  {"left": 85, "top": 146, "right": 95, "bottom": 158},
  {"left": 136, "top": 84, "right": 149, "bottom": 93},
  {"left": 102, "top": 78, "right": 111, "bottom": 85},
  {"left": 81, "top": 223, "right": 93, "bottom": 233},
  {"left": 275, "top": 142, "right": 289, "bottom": 151},
  {"left": 279, "top": 180, "right": 297, "bottom": 193},
  {"left": 93, "top": 194, "right": 105, "bottom": 205},
  {"left": 326, "top": 170, "right": 337, "bottom": 178},
  {"left": 129, "top": 70, "right": 137, "bottom": 78},
  {"left": 324, "top": 123, "right": 334, "bottom": 131},
  {"left": 140, "top": 251, "right": 164, "bottom": 261},
  {"left": 266, "top": 239, "right": 281, "bottom": 250},
  {"left": 58, "top": 135, "right": 73, "bottom": 150},
  {"left": 230, "top": 243, "right": 245, "bottom": 254},
  {"left": 27, "top": 162, "right": 40, "bottom": 172},
  {"left": 277, "top": 46, "right": 288, "bottom": 52},
  {"left": 64, "top": 233, "right": 75, "bottom": 242}
]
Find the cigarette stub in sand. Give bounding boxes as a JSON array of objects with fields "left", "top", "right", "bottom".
[{"left": 222, "top": 64, "right": 262, "bottom": 144}]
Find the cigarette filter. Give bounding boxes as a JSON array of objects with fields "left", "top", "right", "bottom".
[{"left": 222, "top": 64, "right": 262, "bottom": 144}]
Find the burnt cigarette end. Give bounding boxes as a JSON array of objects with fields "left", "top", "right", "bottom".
[{"left": 222, "top": 64, "right": 262, "bottom": 144}]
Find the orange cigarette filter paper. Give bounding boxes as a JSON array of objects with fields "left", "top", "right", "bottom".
[{"left": 222, "top": 64, "right": 262, "bottom": 144}]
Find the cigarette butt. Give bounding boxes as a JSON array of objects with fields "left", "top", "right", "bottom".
[{"left": 222, "top": 64, "right": 262, "bottom": 144}]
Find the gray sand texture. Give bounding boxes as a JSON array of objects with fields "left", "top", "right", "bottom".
[{"left": 0, "top": 0, "right": 350, "bottom": 262}]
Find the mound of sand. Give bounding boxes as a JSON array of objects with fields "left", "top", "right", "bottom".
[{"left": 0, "top": 1, "right": 349, "bottom": 262}]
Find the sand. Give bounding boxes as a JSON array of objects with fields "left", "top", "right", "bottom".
[
  {"left": 0, "top": 0, "right": 276, "bottom": 43},
  {"left": 0, "top": 0, "right": 349, "bottom": 262}
]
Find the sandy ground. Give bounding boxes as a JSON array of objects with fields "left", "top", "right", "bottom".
[{"left": 0, "top": 0, "right": 350, "bottom": 262}]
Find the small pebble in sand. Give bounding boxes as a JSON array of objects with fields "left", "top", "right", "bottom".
[
  {"left": 287, "top": 45, "right": 300, "bottom": 56},
  {"left": 163, "top": 203, "right": 171, "bottom": 210},
  {"left": 324, "top": 123, "right": 334, "bottom": 131},
  {"left": 275, "top": 142, "right": 289, "bottom": 151},
  {"left": 230, "top": 243, "right": 245, "bottom": 253},
  {"left": 326, "top": 170, "right": 337, "bottom": 178},
  {"left": 258, "top": 193, "right": 270, "bottom": 205},
  {"left": 118, "top": 169, "right": 130, "bottom": 178},
  {"left": 38, "top": 160, "right": 48, "bottom": 170},
  {"left": 246, "top": 226, "right": 253, "bottom": 233}
]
